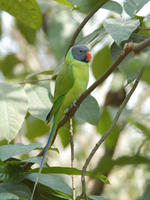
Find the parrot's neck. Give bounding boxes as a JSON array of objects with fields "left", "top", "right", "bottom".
[{"left": 66, "top": 49, "right": 74, "bottom": 63}]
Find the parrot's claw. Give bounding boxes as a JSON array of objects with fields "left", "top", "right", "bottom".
[
  {"left": 64, "top": 107, "right": 70, "bottom": 114},
  {"left": 72, "top": 101, "right": 77, "bottom": 107}
]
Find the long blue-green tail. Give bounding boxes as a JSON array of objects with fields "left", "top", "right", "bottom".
[{"left": 31, "top": 122, "right": 55, "bottom": 200}]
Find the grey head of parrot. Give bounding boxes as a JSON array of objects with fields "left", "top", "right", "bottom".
[{"left": 71, "top": 45, "right": 91, "bottom": 63}]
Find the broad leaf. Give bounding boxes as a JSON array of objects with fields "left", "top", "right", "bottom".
[
  {"left": 76, "top": 27, "right": 107, "bottom": 46},
  {"left": 104, "top": 18, "right": 140, "bottom": 45},
  {"left": 0, "top": 143, "right": 41, "bottom": 161},
  {"left": 75, "top": 95, "right": 101, "bottom": 125},
  {"left": 103, "top": 1, "right": 122, "bottom": 14},
  {"left": 92, "top": 45, "right": 112, "bottom": 80},
  {"left": 25, "top": 115, "right": 50, "bottom": 140},
  {"left": 0, "top": 165, "right": 24, "bottom": 183},
  {"left": 0, "top": 183, "right": 31, "bottom": 200},
  {"left": 0, "top": 0, "right": 42, "bottom": 29},
  {"left": 0, "top": 83, "right": 28, "bottom": 142},
  {"left": 0, "top": 192, "right": 19, "bottom": 200},
  {"left": 25, "top": 82, "right": 53, "bottom": 121},
  {"left": 68, "top": 0, "right": 109, "bottom": 13},
  {"left": 26, "top": 173, "right": 72, "bottom": 198},
  {"left": 97, "top": 108, "right": 119, "bottom": 150},
  {"left": 0, "top": 54, "right": 20, "bottom": 78},
  {"left": 16, "top": 20, "right": 36, "bottom": 44},
  {"left": 124, "top": 0, "right": 150, "bottom": 16}
]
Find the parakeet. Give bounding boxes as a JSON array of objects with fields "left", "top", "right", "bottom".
[{"left": 31, "top": 45, "right": 91, "bottom": 199}]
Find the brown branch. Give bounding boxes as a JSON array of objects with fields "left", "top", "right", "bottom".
[
  {"left": 66, "top": 0, "right": 110, "bottom": 53},
  {"left": 79, "top": 66, "right": 146, "bottom": 200},
  {"left": 133, "top": 37, "right": 150, "bottom": 53},
  {"left": 69, "top": 119, "right": 76, "bottom": 200}
]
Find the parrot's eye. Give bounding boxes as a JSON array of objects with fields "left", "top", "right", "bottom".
[{"left": 79, "top": 50, "right": 83, "bottom": 53}]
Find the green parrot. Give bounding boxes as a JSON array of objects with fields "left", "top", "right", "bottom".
[{"left": 31, "top": 45, "right": 91, "bottom": 199}]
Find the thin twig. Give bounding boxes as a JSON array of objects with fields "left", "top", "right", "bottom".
[
  {"left": 69, "top": 119, "right": 76, "bottom": 200},
  {"left": 17, "top": 78, "right": 51, "bottom": 85},
  {"left": 78, "top": 66, "right": 146, "bottom": 199},
  {"left": 138, "top": 26, "right": 150, "bottom": 31},
  {"left": 66, "top": 0, "right": 110, "bottom": 53},
  {"left": 136, "top": 138, "right": 147, "bottom": 155}
]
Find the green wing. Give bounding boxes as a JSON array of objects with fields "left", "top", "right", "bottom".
[
  {"left": 54, "top": 63, "right": 74, "bottom": 101},
  {"left": 46, "top": 63, "right": 74, "bottom": 122}
]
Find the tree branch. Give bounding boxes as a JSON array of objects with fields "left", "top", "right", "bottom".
[
  {"left": 66, "top": 0, "right": 110, "bottom": 53},
  {"left": 79, "top": 66, "right": 146, "bottom": 199}
]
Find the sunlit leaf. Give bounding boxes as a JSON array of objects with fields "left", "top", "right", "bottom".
[
  {"left": 0, "top": 143, "right": 41, "bottom": 161},
  {"left": 24, "top": 82, "right": 53, "bottom": 121},
  {"left": 0, "top": 83, "right": 28, "bottom": 142},
  {"left": 0, "top": 0, "right": 42, "bottom": 29},
  {"left": 104, "top": 18, "right": 140, "bottom": 45},
  {"left": 102, "top": 1, "right": 122, "bottom": 14},
  {"left": 0, "top": 192, "right": 19, "bottom": 200},
  {"left": 124, "top": 0, "right": 149, "bottom": 16}
]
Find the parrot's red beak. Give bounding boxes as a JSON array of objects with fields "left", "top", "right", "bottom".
[{"left": 86, "top": 52, "right": 92, "bottom": 62}]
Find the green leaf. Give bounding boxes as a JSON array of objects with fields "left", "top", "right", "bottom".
[
  {"left": 88, "top": 195, "right": 108, "bottom": 200},
  {"left": 0, "top": 0, "right": 42, "bottom": 29},
  {"left": 97, "top": 108, "right": 119, "bottom": 150},
  {"left": 0, "top": 143, "right": 41, "bottom": 161},
  {"left": 26, "top": 173, "right": 72, "bottom": 198},
  {"left": 0, "top": 54, "right": 20, "bottom": 78},
  {"left": 119, "top": 51, "right": 150, "bottom": 83},
  {"left": 68, "top": 0, "right": 109, "bottom": 14},
  {"left": 92, "top": 45, "right": 112, "bottom": 80},
  {"left": 75, "top": 95, "right": 101, "bottom": 125},
  {"left": 30, "top": 166, "right": 110, "bottom": 184},
  {"left": 124, "top": 0, "right": 150, "bottom": 16},
  {"left": 16, "top": 20, "right": 36, "bottom": 44},
  {"left": 24, "top": 82, "right": 53, "bottom": 121},
  {"left": 0, "top": 192, "right": 19, "bottom": 200},
  {"left": 0, "top": 183, "right": 31, "bottom": 200},
  {"left": 25, "top": 115, "right": 50, "bottom": 140},
  {"left": 0, "top": 165, "right": 24, "bottom": 183},
  {"left": 58, "top": 122, "right": 70, "bottom": 148},
  {"left": 53, "top": 0, "right": 74, "bottom": 8},
  {"left": 76, "top": 27, "right": 107, "bottom": 46},
  {"left": 102, "top": 1, "right": 123, "bottom": 14},
  {"left": 104, "top": 18, "right": 140, "bottom": 45},
  {"left": 0, "top": 83, "right": 28, "bottom": 142}
]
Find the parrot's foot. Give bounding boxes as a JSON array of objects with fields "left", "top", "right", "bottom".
[
  {"left": 72, "top": 101, "right": 77, "bottom": 107},
  {"left": 64, "top": 107, "right": 70, "bottom": 114}
]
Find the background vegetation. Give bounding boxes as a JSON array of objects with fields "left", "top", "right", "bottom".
[{"left": 0, "top": 0, "right": 150, "bottom": 200}]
